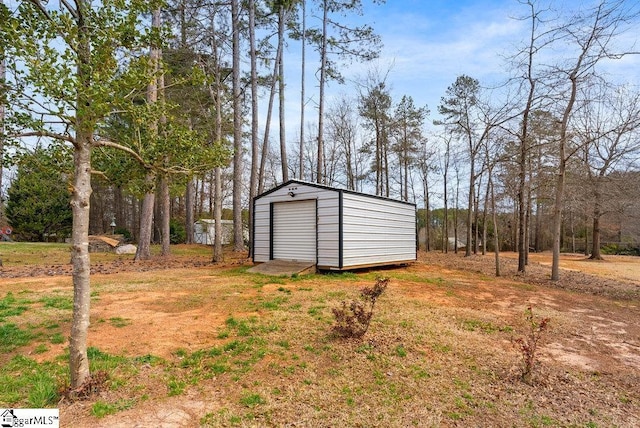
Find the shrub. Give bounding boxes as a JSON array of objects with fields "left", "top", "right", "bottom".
[
  {"left": 114, "top": 227, "right": 132, "bottom": 242},
  {"left": 170, "top": 219, "right": 186, "bottom": 244},
  {"left": 331, "top": 277, "right": 389, "bottom": 339},
  {"left": 513, "top": 306, "right": 550, "bottom": 384}
]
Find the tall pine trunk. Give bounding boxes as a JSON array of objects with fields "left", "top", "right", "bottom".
[
  {"left": 231, "top": 0, "right": 244, "bottom": 251},
  {"left": 316, "top": 0, "right": 328, "bottom": 184},
  {"left": 278, "top": 5, "right": 288, "bottom": 182},
  {"left": 299, "top": 0, "right": 306, "bottom": 180}
]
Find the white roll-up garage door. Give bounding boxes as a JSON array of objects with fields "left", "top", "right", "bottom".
[{"left": 272, "top": 200, "right": 316, "bottom": 262}]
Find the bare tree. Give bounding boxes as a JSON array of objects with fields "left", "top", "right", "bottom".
[
  {"left": 550, "top": 0, "right": 640, "bottom": 280},
  {"left": 325, "top": 95, "right": 362, "bottom": 190},
  {"left": 358, "top": 67, "right": 393, "bottom": 197},
  {"left": 576, "top": 84, "right": 640, "bottom": 259},
  {"left": 508, "top": 0, "right": 557, "bottom": 272}
]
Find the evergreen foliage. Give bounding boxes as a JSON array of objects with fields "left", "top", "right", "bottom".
[{"left": 6, "top": 147, "right": 73, "bottom": 241}]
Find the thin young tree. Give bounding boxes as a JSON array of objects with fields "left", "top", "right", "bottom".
[{"left": 2, "top": 0, "right": 166, "bottom": 388}]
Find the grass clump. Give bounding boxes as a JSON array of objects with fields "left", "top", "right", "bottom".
[
  {"left": 39, "top": 295, "right": 73, "bottom": 310},
  {"left": 331, "top": 277, "right": 389, "bottom": 339},
  {"left": 0, "top": 292, "right": 30, "bottom": 321},
  {"left": 240, "top": 392, "right": 265, "bottom": 408},
  {"left": 0, "top": 323, "right": 34, "bottom": 352},
  {"left": 92, "top": 398, "right": 137, "bottom": 418},
  {"left": 0, "top": 355, "right": 64, "bottom": 407}
]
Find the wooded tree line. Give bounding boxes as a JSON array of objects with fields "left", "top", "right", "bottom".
[{"left": 0, "top": 0, "right": 639, "bottom": 388}]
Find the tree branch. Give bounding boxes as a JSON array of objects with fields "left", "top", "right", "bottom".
[
  {"left": 14, "top": 130, "right": 75, "bottom": 145},
  {"left": 93, "top": 138, "right": 151, "bottom": 169}
]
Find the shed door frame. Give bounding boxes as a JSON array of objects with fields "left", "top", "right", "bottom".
[{"left": 269, "top": 199, "right": 318, "bottom": 263}]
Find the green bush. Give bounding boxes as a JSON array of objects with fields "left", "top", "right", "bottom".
[
  {"left": 114, "top": 227, "right": 132, "bottom": 242},
  {"left": 601, "top": 243, "right": 640, "bottom": 256},
  {"left": 170, "top": 219, "right": 186, "bottom": 244}
]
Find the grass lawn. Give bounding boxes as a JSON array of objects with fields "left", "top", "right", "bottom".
[{"left": 0, "top": 243, "right": 638, "bottom": 427}]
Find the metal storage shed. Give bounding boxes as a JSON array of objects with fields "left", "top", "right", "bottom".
[{"left": 252, "top": 179, "right": 417, "bottom": 271}]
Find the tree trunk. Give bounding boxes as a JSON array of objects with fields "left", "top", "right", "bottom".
[
  {"left": 0, "top": 14, "right": 5, "bottom": 216},
  {"left": 69, "top": 130, "right": 93, "bottom": 389},
  {"left": 231, "top": 0, "right": 244, "bottom": 251},
  {"left": 258, "top": 25, "right": 284, "bottom": 194},
  {"left": 590, "top": 189, "right": 603, "bottom": 260},
  {"left": 210, "top": 20, "right": 224, "bottom": 262},
  {"left": 482, "top": 173, "right": 490, "bottom": 256},
  {"left": 317, "top": 0, "right": 328, "bottom": 184},
  {"left": 299, "top": 0, "right": 306, "bottom": 180},
  {"left": 213, "top": 167, "right": 223, "bottom": 262},
  {"left": 465, "top": 155, "right": 474, "bottom": 257},
  {"left": 159, "top": 173, "right": 170, "bottom": 256},
  {"left": 68, "top": 5, "right": 94, "bottom": 388},
  {"left": 136, "top": 6, "right": 161, "bottom": 261},
  {"left": 490, "top": 177, "right": 500, "bottom": 277},
  {"left": 278, "top": 5, "right": 288, "bottom": 182},
  {"left": 248, "top": 0, "right": 258, "bottom": 255},
  {"left": 443, "top": 147, "right": 449, "bottom": 253},
  {"left": 424, "top": 181, "right": 430, "bottom": 252},
  {"left": 185, "top": 178, "right": 194, "bottom": 244},
  {"left": 454, "top": 169, "right": 460, "bottom": 254},
  {"left": 552, "top": 69, "right": 577, "bottom": 280},
  {"left": 474, "top": 178, "right": 481, "bottom": 254},
  {"left": 135, "top": 173, "right": 156, "bottom": 261}
]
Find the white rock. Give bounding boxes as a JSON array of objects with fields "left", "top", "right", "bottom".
[{"left": 115, "top": 244, "right": 137, "bottom": 254}]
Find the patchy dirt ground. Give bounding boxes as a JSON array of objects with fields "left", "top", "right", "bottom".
[{"left": 1, "top": 250, "right": 639, "bottom": 427}]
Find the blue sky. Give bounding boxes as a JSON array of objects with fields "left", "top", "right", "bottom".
[
  {"left": 283, "top": 0, "right": 528, "bottom": 126},
  {"left": 280, "top": 0, "right": 640, "bottom": 144}
]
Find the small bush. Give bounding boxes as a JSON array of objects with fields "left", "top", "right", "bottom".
[
  {"left": 513, "top": 306, "right": 550, "bottom": 384},
  {"left": 113, "top": 227, "right": 132, "bottom": 242},
  {"left": 331, "top": 277, "right": 389, "bottom": 339},
  {"left": 170, "top": 219, "right": 186, "bottom": 244}
]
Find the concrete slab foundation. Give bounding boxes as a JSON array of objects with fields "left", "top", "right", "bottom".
[{"left": 247, "top": 260, "right": 316, "bottom": 276}]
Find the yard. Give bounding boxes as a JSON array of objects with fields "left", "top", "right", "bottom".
[{"left": 1, "top": 244, "right": 639, "bottom": 427}]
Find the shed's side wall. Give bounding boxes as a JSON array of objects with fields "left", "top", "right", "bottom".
[
  {"left": 341, "top": 193, "right": 416, "bottom": 268},
  {"left": 253, "top": 183, "right": 339, "bottom": 266}
]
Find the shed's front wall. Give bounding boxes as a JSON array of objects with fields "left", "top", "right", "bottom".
[
  {"left": 341, "top": 193, "right": 416, "bottom": 268},
  {"left": 253, "top": 183, "right": 340, "bottom": 266}
]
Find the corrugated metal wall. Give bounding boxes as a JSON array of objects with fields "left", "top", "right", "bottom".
[{"left": 341, "top": 193, "right": 416, "bottom": 268}]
